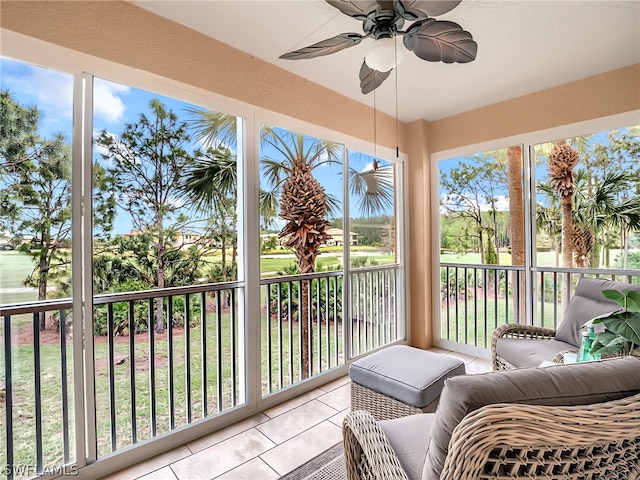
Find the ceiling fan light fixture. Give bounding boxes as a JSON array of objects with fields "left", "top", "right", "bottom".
[{"left": 364, "top": 37, "right": 403, "bottom": 72}]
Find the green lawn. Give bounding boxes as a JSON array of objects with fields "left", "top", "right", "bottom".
[
  {"left": 0, "top": 251, "right": 38, "bottom": 305},
  {"left": 1, "top": 306, "right": 351, "bottom": 471}
]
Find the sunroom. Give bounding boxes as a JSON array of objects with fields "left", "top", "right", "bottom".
[{"left": 1, "top": 1, "right": 639, "bottom": 479}]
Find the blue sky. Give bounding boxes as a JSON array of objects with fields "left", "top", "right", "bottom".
[{"left": 1, "top": 57, "right": 391, "bottom": 236}]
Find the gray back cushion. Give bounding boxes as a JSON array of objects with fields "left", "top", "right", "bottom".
[
  {"left": 554, "top": 277, "right": 640, "bottom": 346},
  {"left": 422, "top": 356, "right": 640, "bottom": 480}
]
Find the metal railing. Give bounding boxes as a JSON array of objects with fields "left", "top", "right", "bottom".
[
  {"left": 440, "top": 263, "right": 640, "bottom": 348},
  {"left": 1, "top": 264, "right": 402, "bottom": 479},
  {"left": 91, "top": 282, "right": 244, "bottom": 458},
  {"left": 1, "top": 299, "right": 74, "bottom": 480},
  {"left": 260, "top": 264, "right": 401, "bottom": 394}
]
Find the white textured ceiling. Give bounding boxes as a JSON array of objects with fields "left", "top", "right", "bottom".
[{"left": 133, "top": 0, "right": 640, "bottom": 123}]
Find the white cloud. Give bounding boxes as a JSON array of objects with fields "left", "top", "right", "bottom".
[
  {"left": 93, "top": 79, "right": 129, "bottom": 123},
  {"left": 3, "top": 65, "right": 73, "bottom": 130}
]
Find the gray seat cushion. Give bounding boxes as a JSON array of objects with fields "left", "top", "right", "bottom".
[
  {"left": 555, "top": 277, "right": 640, "bottom": 346},
  {"left": 349, "top": 345, "right": 466, "bottom": 408},
  {"left": 422, "top": 356, "right": 640, "bottom": 480},
  {"left": 379, "top": 413, "right": 434, "bottom": 480},
  {"left": 495, "top": 337, "right": 574, "bottom": 368}
]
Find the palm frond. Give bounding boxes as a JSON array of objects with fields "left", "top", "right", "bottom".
[
  {"left": 348, "top": 164, "right": 394, "bottom": 217},
  {"left": 184, "top": 107, "right": 237, "bottom": 149}
]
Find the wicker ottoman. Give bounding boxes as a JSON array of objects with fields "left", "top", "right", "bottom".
[{"left": 348, "top": 345, "right": 466, "bottom": 420}]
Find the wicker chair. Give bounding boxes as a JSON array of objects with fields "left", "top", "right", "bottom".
[
  {"left": 491, "top": 277, "right": 640, "bottom": 370},
  {"left": 342, "top": 357, "right": 640, "bottom": 480}
]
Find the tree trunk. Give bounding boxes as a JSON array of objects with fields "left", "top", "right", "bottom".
[
  {"left": 300, "top": 278, "right": 311, "bottom": 378},
  {"left": 561, "top": 195, "right": 573, "bottom": 309},
  {"left": 156, "top": 231, "right": 166, "bottom": 334},
  {"left": 492, "top": 213, "right": 500, "bottom": 265},
  {"left": 478, "top": 228, "right": 485, "bottom": 265},
  {"left": 507, "top": 146, "right": 526, "bottom": 323},
  {"left": 37, "top": 254, "right": 48, "bottom": 330},
  {"left": 623, "top": 227, "right": 629, "bottom": 269},
  {"left": 221, "top": 231, "right": 227, "bottom": 281},
  {"left": 561, "top": 195, "right": 573, "bottom": 269}
]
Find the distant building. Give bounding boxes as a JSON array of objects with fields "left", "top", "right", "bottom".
[
  {"left": 123, "top": 229, "right": 201, "bottom": 250},
  {"left": 325, "top": 228, "right": 358, "bottom": 246}
]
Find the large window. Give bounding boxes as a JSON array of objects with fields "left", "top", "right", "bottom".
[
  {"left": 438, "top": 146, "right": 525, "bottom": 347},
  {"left": 437, "top": 127, "right": 640, "bottom": 353},
  {"left": 0, "top": 58, "right": 77, "bottom": 477},
  {"left": 90, "top": 79, "right": 245, "bottom": 456},
  {"left": 534, "top": 130, "right": 640, "bottom": 270},
  {"left": 0, "top": 54, "right": 407, "bottom": 476}
]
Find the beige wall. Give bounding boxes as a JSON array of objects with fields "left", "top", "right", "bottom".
[
  {"left": 2, "top": 1, "right": 639, "bottom": 348},
  {"left": 428, "top": 64, "right": 640, "bottom": 154}
]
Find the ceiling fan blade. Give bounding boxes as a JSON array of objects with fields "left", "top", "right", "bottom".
[
  {"left": 359, "top": 61, "right": 392, "bottom": 94},
  {"left": 325, "top": 0, "right": 382, "bottom": 20},
  {"left": 396, "top": 0, "right": 462, "bottom": 20},
  {"left": 280, "top": 33, "right": 365, "bottom": 60},
  {"left": 403, "top": 18, "right": 477, "bottom": 63}
]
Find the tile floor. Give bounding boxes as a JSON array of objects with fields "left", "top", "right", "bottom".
[{"left": 101, "top": 348, "right": 492, "bottom": 480}]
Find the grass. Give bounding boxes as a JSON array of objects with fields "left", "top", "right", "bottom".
[
  {"left": 0, "top": 251, "right": 38, "bottom": 305},
  {"left": 1, "top": 305, "right": 367, "bottom": 472}
]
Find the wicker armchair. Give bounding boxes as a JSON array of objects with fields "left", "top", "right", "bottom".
[
  {"left": 491, "top": 277, "right": 640, "bottom": 370},
  {"left": 344, "top": 395, "right": 640, "bottom": 480},
  {"left": 342, "top": 357, "right": 640, "bottom": 480}
]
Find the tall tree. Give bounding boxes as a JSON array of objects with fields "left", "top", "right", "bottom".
[
  {"left": 184, "top": 109, "right": 394, "bottom": 377},
  {"left": 0, "top": 92, "right": 72, "bottom": 330},
  {"left": 96, "top": 99, "right": 197, "bottom": 333},
  {"left": 439, "top": 159, "right": 504, "bottom": 264},
  {"left": 180, "top": 146, "right": 238, "bottom": 281},
  {"left": 547, "top": 141, "right": 579, "bottom": 269},
  {"left": 572, "top": 170, "right": 640, "bottom": 268},
  {"left": 507, "top": 146, "right": 526, "bottom": 323}
]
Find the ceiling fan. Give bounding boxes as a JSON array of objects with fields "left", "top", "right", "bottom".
[{"left": 279, "top": 0, "right": 477, "bottom": 94}]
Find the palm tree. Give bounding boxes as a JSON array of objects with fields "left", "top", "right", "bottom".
[
  {"left": 180, "top": 146, "right": 238, "bottom": 281},
  {"left": 547, "top": 141, "right": 579, "bottom": 268},
  {"left": 507, "top": 146, "right": 525, "bottom": 322},
  {"left": 572, "top": 170, "right": 640, "bottom": 268},
  {"left": 536, "top": 180, "right": 563, "bottom": 266},
  {"left": 182, "top": 108, "right": 394, "bottom": 377}
]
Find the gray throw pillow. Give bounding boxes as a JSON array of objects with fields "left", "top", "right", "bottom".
[
  {"left": 422, "top": 356, "right": 640, "bottom": 480},
  {"left": 554, "top": 277, "right": 640, "bottom": 347}
]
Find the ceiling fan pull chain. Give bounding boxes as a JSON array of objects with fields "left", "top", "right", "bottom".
[
  {"left": 395, "top": 36, "right": 399, "bottom": 159},
  {"left": 373, "top": 89, "right": 378, "bottom": 162}
]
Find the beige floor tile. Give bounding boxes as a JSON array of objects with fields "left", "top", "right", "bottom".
[
  {"left": 186, "top": 413, "right": 269, "bottom": 453},
  {"left": 170, "top": 429, "right": 275, "bottom": 480},
  {"left": 260, "top": 421, "right": 342, "bottom": 476},
  {"left": 256, "top": 399, "right": 337, "bottom": 444},
  {"left": 317, "top": 375, "right": 350, "bottom": 392},
  {"left": 466, "top": 357, "right": 492, "bottom": 373},
  {"left": 445, "top": 351, "right": 477, "bottom": 364},
  {"left": 214, "top": 458, "right": 279, "bottom": 480},
  {"left": 262, "top": 388, "right": 325, "bottom": 418},
  {"left": 427, "top": 346, "right": 451, "bottom": 355},
  {"left": 100, "top": 446, "right": 191, "bottom": 480},
  {"left": 317, "top": 383, "right": 350, "bottom": 411},
  {"left": 328, "top": 408, "right": 349, "bottom": 428},
  {"left": 136, "top": 466, "right": 178, "bottom": 480}
]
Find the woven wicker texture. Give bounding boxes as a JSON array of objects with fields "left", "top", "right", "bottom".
[
  {"left": 342, "top": 410, "right": 409, "bottom": 480},
  {"left": 491, "top": 323, "right": 559, "bottom": 370},
  {"left": 350, "top": 382, "right": 437, "bottom": 421},
  {"left": 442, "top": 393, "right": 640, "bottom": 480},
  {"left": 343, "top": 394, "right": 640, "bottom": 480}
]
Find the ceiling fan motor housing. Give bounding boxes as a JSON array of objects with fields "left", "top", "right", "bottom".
[{"left": 363, "top": 10, "right": 405, "bottom": 40}]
